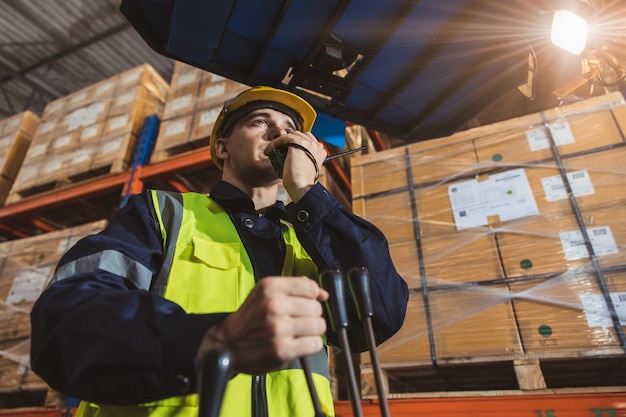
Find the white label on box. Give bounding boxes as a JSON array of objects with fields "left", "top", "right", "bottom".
[
  {"left": 31, "top": 143, "right": 47, "bottom": 157},
  {"left": 548, "top": 121, "right": 575, "bottom": 146},
  {"left": 166, "top": 119, "right": 188, "bottom": 136},
  {"left": 96, "top": 81, "right": 114, "bottom": 96},
  {"left": 75, "top": 150, "right": 91, "bottom": 164},
  {"left": 40, "top": 120, "right": 55, "bottom": 134},
  {"left": 172, "top": 94, "right": 193, "bottom": 112},
  {"left": 66, "top": 102, "right": 106, "bottom": 131},
  {"left": 526, "top": 127, "right": 550, "bottom": 151},
  {"left": 70, "top": 92, "right": 88, "bottom": 105},
  {"left": 6, "top": 267, "right": 52, "bottom": 304},
  {"left": 116, "top": 91, "right": 135, "bottom": 106},
  {"left": 203, "top": 82, "right": 226, "bottom": 99},
  {"left": 6, "top": 118, "right": 20, "bottom": 132},
  {"left": 178, "top": 71, "right": 198, "bottom": 87},
  {"left": 199, "top": 108, "right": 220, "bottom": 126},
  {"left": 103, "top": 138, "right": 122, "bottom": 154},
  {"left": 0, "top": 136, "right": 11, "bottom": 149},
  {"left": 559, "top": 226, "right": 618, "bottom": 260},
  {"left": 109, "top": 115, "right": 129, "bottom": 131},
  {"left": 47, "top": 101, "right": 64, "bottom": 114},
  {"left": 56, "top": 238, "right": 69, "bottom": 254},
  {"left": 580, "top": 292, "right": 626, "bottom": 327},
  {"left": 122, "top": 70, "right": 141, "bottom": 85},
  {"left": 43, "top": 158, "right": 63, "bottom": 174},
  {"left": 526, "top": 121, "right": 575, "bottom": 151},
  {"left": 81, "top": 125, "right": 99, "bottom": 141},
  {"left": 54, "top": 134, "right": 72, "bottom": 148},
  {"left": 541, "top": 170, "right": 596, "bottom": 201},
  {"left": 449, "top": 168, "right": 539, "bottom": 230}
]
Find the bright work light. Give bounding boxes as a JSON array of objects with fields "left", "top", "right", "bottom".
[{"left": 551, "top": 9, "right": 589, "bottom": 55}]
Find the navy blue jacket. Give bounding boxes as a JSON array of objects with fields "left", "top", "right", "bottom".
[{"left": 30, "top": 181, "right": 408, "bottom": 405}]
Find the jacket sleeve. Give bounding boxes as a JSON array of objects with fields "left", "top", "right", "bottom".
[
  {"left": 285, "top": 183, "right": 409, "bottom": 352},
  {"left": 29, "top": 193, "right": 226, "bottom": 405}
]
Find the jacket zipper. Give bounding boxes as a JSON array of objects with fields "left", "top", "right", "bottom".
[{"left": 251, "top": 374, "right": 268, "bottom": 417}]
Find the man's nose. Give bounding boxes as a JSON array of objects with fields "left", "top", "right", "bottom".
[{"left": 269, "top": 125, "right": 292, "bottom": 140}]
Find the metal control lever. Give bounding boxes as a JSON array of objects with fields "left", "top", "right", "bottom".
[
  {"left": 300, "top": 356, "right": 327, "bottom": 417},
  {"left": 198, "top": 349, "right": 232, "bottom": 417},
  {"left": 348, "top": 267, "right": 391, "bottom": 417},
  {"left": 319, "top": 269, "right": 364, "bottom": 417}
]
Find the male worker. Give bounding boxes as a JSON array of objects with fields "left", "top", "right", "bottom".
[{"left": 30, "top": 86, "right": 408, "bottom": 416}]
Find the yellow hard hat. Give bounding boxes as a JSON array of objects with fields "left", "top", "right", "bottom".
[{"left": 210, "top": 86, "right": 317, "bottom": 169}]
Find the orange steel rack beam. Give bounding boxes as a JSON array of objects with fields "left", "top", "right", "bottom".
[
  {"left": 0, "top": 150, "right": 212, "bottom": 226},
  {"left": 334, "top": 391, "right": 626, "bottom": 417}
]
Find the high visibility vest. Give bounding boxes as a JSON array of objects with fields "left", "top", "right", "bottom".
[{"left": 75, "top": 190, "right": 334, "bottom": 417}]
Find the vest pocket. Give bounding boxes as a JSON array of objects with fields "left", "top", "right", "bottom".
[{"left": 169, "top": 237, "right": 245, "bottom": 313}]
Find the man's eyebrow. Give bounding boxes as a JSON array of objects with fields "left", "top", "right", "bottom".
[{"left": 243, "top": 110, "right": 297, "bottom": 130}]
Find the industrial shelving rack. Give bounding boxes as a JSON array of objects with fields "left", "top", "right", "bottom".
[{"left": 0, "top": 118, "right": 624, "bottom": 416}]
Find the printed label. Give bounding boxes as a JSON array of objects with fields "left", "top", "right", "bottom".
[
  {"left": 109, "top": 115, "right": 129, "bottom": 131},
  {"left": 178, "top": 72, "right": 198, "bottom": 87},
  {"left": 116, "top": 91, "right": 135, "bottom": 106},
  {"left": 166, "top": 119, "right": 188, "bottom": 136},
  {"left": 541, "top": 170, "right": 596, "bottom": 201},
  {"left": 448, "top": 168, "right": 539, "bottom": 230},
  {"left": 199, "top": 108, "right": 220, "bottom": 126},
  {"left": 6, "top": 267, "right": 52, "bottom": 304},
  {"left": 171, "top": 95, "right": 192, "bottom": 113},
  {"left": 54, "top": 134, "right": 72, "bottom": 148},
  {"left": 559, "top": 226, "right": 618, "bottom": 260},
  {"left": 81, "top": 125, "right": 99, "bottom": 141},
  {"left": 203, "top": 82, "right": 226, "bottom": 99},
  {"left": 526, "top": 121, "right": 575, "bottom": 151},
  {"left": 580, "top": 292, "right": 626, "bottom": 327}
]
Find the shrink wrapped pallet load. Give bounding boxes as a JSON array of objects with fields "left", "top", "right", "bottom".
[
  {"left": 7, "top": 64, "right": 169, "bottom": 203},
  {"left": 152, "top": 61, "right": 249, "bottom": 162},
  {"left": 0, "top": 111, "right": 39, "bottom": 206},
  {"left": 352, "top": 92, "right": 626, "bottom": 394},
  {"left": 0, "top": 220, "right": 108, "bottom": 393}
]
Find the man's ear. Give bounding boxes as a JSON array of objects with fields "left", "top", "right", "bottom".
[{"left": 215, "top": 138, "right": 229, "bottom": 160}]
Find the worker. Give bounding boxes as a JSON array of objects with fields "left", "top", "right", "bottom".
[{"left": 30, "top": 86, "right": 408, "bottom": 417}]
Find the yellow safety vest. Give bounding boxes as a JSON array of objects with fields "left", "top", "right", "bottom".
[{"left": 75, "top": 190, "right": 334, "bottom": 417}]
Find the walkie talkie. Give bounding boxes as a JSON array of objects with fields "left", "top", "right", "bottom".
[
  {"left": 269, "top": 145, "right": 367, "bottom": 178},
  {"left": 269, "top": 146, "right": 289, "bottom": 179}
]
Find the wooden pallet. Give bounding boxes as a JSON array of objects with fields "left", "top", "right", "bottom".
[
  {"left": 6, "top": 157, "right": 128, "bottom": 206},
  {"left": 359, "top": 351, "right": 626, "bottom": 399}
]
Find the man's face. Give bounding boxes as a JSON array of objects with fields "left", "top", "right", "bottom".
[{"left": 220, "top": 108, "right": 297, "bottom": 184}]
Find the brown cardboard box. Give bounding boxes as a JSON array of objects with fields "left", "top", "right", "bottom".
[
  {"left": 153, "top": 62, "right": 248, "bottom": 161},
  {"left": 351, "top": 92, "right": 626, "bottom": 366},
  {"left": 364, "top": 292, "right": 432, "bottom": 366},
  {"left": 0, "top": 111, "right": 39, "bottom": 206},
  {"left": 497, "top": 205, "right": 626, "bottom": 277},
  {"left": 421, "top": 231, "right": 503, "bottom": 285},
  {"left": 9, "top": 64, "right": 168, "bottom": 202},
  {"left": 509, "top": 271, "right": 626, "bottom": 354},
  {"left": 0, "top": 220, "right": 108, "bottom": 392},
  {"left": 473, "top": 92, "right": 626, "bottom": 166},
  {"left": 368, "top": 286, "right": 522, "bottom": 367}
]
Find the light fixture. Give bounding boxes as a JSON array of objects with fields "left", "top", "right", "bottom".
[{"left": 551, "top": 9, "right": 589, "bottom": 55}]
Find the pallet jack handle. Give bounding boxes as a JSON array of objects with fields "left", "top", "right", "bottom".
[{"left": 198, "top": 349, "right": 232, "bottom": 417}]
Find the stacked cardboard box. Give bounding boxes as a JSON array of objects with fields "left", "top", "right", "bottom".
[
  {"left": 7, "top": 64, "right": 169, "bottom": 203},
  {"left": 352, "top": 92, "right": 626, "bottom": 387},
  {"left": 0, "top": 111, "right": 39, "bottom": 206},
  {"left": 0, "top": 220, "right": 107, "bottom": 393},
  {"left": 152, "top": 62, "right": 249, "bottom": 162}
]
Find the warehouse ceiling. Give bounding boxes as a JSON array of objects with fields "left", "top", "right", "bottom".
[{"left": 1, "top": 0, "right": 625, "bottom": 145}]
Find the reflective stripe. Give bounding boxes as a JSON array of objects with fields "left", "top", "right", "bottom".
[
  {"left": 51, "top": 249, "right": 153, "bottom": 290},
  {"left": 283, "top": 348, "right": 329, "bottom": 380},
  {"left": 149, "top": 190, "right": 184, "bottom": 296}
]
